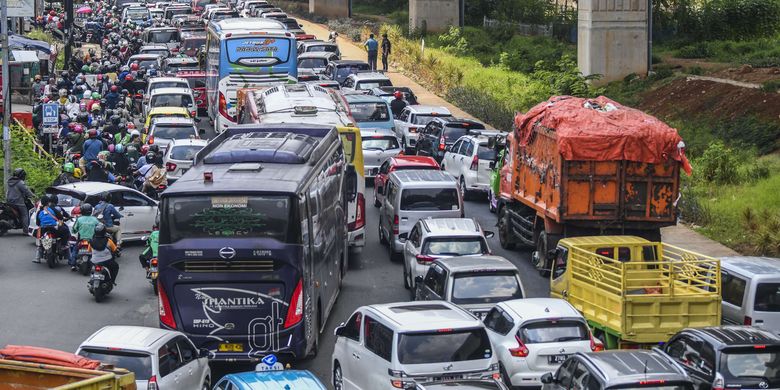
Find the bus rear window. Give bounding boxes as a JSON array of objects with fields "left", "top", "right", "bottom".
[
  {"left": 225, "top": 37, "right": 291, "bottom": 65},
  {"left": 163, "top": 195, "right": 291, "bottom": 243}
]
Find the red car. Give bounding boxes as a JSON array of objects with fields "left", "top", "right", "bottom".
[
  {"left": 373, "top": 155, "right": 440, "bottom": 207},
  {"left": 176, "top": 70, "right": 206, "bottom": 114}
]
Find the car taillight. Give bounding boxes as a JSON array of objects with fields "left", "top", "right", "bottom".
[
  {"left": 166, "top": 162, "right": 177, "bottom": 172},
  {"left": 438, "top": 137, "right": 445, "bottom": 151},
  {"left": 712, "top": 373, "right": 725, "bottom": 390},
  {"left": 191, "top": 110, "right": 197, "bottom": 117},
  {"left": 348, "top": 193, "right": 365, "bottom": 230},
  {"left": 470, "top": 155, "right": 478, "bottom": 171},
  {"left": 78, "top": 240, "right": 90, "bottom": 249},
  {"left": 393, "top": 215, "right": 399, "bottom": 235},
  {"left": 744, "top": 316, "right": 752, "bottom": 325},
  {"left": 416, "top": 254, "right": 434, "bottom": 265},
  {"left": 147, "top": 375, "right": 159, "bottom": 390},
  {"left": 509, "top": 335, "right": 529, "bottom": 357},
  {"left": 158, "top": 281, "right": 177, "bottom": 329},
  {"left": 218, "top": 91, "right": 234, "bottom": 121},
  {"left": 590, "top": 334, "right": 604, "bottom": 352},
  {"left": 284, "top": 279, "right": 303, "bottom": 328}
]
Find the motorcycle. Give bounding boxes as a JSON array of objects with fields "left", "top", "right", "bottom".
[
  {"left": 39, "top": 230, "right": 67, "bottom": 269},
  {"left": 148, "top": 257, "right": 159, "bottom": 295},
  {"left": 0, "top": 202, "right": 26, "bottom": 236},
  {"left": 76, "top": 239, "right": 93, "bottom": 275},
  {"left": 88, "top": 263, "right": 114, "bottom": 302}
]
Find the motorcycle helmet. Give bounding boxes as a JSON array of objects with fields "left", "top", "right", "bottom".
[
  {"left": 145, "top": 152, "right": 156, "bottom": 164},
  {"left": 73, "top": 124, "right": 84, "bottom": 133},
  {"left": 58, "top": 88, "right": 68, "bottom": 97},
  {"left": 111, "top": 115, "right": 120, "bottom": 125},
  {"left": 88, "top": 129, "right": 98, "bottom": 138},
  {"left": 12, "top": 168, "right": 26, "bottom": 180},
  {"left": 63, "top": 162, "right": 75, "bottom": 173},
  {"left": 73, "top": 167, "right": 83, "bottom": 179},
  {"left": 125, "top": 74, "right": 134, "bottom": 81},
  {"left": 61, "top": 70, "right": 69, "bottom": 78},
  {"left": 81, "top": 65, "right": 90, "bottom": 73},
  {"left": 110, "top": 85, "right": 118, "bottom": 92},
  {"left": 92, "top": 92, "right": 101, "bottom": 99},
  {"left": 108, "top": 144, "right": 115, "bottom": 153},
  {"left": 140, "top": 144, "right": 149, "bottom": 154},
  {"left": 130, "top": 63, "right": 139, "bottom": 71},
  {"left": 91, "top": 104, "right": 102, "bottom": 112},
  {"left": 94, "top": 223, "right": 106, "bottom": 235},
  {"left": 148, "top": 144, "right": 160, "bottom": 154},
  {"left": 130, "top": 130, "right": 141, "bottom": 137},
  {"left": 115, "top": 144, "right": 125, "bottom": 154},
  {"left": 127, "top": 122, "right": 135, "bottom": 129}
]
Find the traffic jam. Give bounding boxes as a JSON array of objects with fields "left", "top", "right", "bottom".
[{"left": 2, "top": 0, "right": 780, "bottom": 388}]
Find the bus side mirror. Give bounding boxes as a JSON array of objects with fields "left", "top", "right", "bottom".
[
  {"left": 414, "top": 276, "right": 423, "bottom": 286},
  {"left": 345, "top": 165, "right": 357, "bottom": 202},
  {"left": 198, "top": 348, "right": 210, "bottom": 358}
]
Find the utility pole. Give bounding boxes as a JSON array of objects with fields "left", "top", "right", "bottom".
[
  {"left": 2, "top": 0, "right": 11, "bottom": 196},
  {"left": 64, "top": 0, "right": 73, "bottom": 67}
]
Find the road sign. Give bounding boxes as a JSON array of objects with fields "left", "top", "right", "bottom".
[
  {"left": 8, "top": 0, "right": 34, "bottom": 17},
  {"left": 42, "top": 103, "right": 59, "bottom": 126}
]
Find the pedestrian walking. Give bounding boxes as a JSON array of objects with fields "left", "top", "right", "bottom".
[
  {"left": 381, "top": 33, "right": 392, "bottom": 71},
  {"left": 364, "top": 34, "right": 379, "bottom": 71}
]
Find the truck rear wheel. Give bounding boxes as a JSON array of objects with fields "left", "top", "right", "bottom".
[{"left": 498, "top": 207, "right": 515, "bottom": 250}]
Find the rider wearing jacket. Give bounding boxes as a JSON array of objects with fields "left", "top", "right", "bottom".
[{"left": 91, "top": 224, "right": 119, "bottom": 283}]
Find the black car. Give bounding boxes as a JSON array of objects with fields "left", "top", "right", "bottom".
[
  {"left": 541, "top": 350, "right": 694, "bottom": 390},
  {"left": 322, "top": 60, "right": 371, "bottom": 85},
  {"left": 415, "top": 117, "right": 485, "bottom": 163},
  {"left": 662, "top": 326, "right": 780, "bottom": 390}
]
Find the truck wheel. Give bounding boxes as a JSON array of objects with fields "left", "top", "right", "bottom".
[
  {"left": 535, "top": 231, "right": 551, "bottom": 277},
  {"left": 498, "top": 207, "right": 515, "bottom": 250}
]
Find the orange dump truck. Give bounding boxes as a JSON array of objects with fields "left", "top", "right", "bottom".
[{"left": 496, "top": 96, "right": 691, "bottom": 275}]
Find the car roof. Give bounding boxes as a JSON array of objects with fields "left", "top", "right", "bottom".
[
  {"left": 366, "top": 301, "right": 480, "bottom": 332},
  {"left": 224, "top": 370, "right": 326, "bottom": 389},
  {"left": 436, "top": 255, "right": 517, "bottom": 273},
  {"left": 349, "top": 72, "right": 390, "bottom": 81},
  {"left": 721, "top": 256, "right": 780, "bottom": 276},
  {"left": 149, "top": 106, "right": 190, "bottom": 115},
  {"left": 80, "top": 326, "right": 177, "bottom": 351},
  {"left": 148, "top": 26, "right": 178, "bottom": 32},
  {"left": 53, "top": 181, "right": 138, "bottom": 195},
  {"left": 141, "top": 44, "right": 168, "bottom": 50},
  {"left": 168, "top": 138, "right": 209, "bottom": 147},
  {"left": 406, "top": 105, "right": 452, "bottom": 115},
  {"left": 164, "top": 57, "right": 198, "bottom": 64},
  {"left": 391, "top": 155, "right": 439, "bottom": 167},
  {"left": 500, "top": 298, "right": 582, "bottom": 321},
  {"left": 432, "top": 117, "right": 484, "bottom": 126},
  {"left": 151, "top": 117, "right": 196, "bottom": 125},
  {"left": 150, "top": 87, "right": 193, "bottom": 95},
  {"left": 581, "top": 350, "right": 688, "bottom": 385},
  {"left": 389, "top": 170, "right": 456, "bottom": 185},
  {"left": 458, "top": 132, "right": 504, "bottom": 143},
  {"left": 329, "top": 60, "right": 369, "bottom": 66},
  {"left": 150, "top": 76, "right": 188, "bottom": 84},
  {"left": 298, "top": 52, "right": 337, "bottom": 59},
  {"left": 684, "top": 326, "right": 780, "bottom": 347},
  {"left": 130, "top": 54, "right": 162, "bottom": 60},
  {"left": 301, "top": 40, "right": 336, "bottom": 47},
  {"left": 420, "top": 217, "right": 480, "bottom": 236},
  {"left": 344, "top": 94, "right": 388, "bottom": 104},
  {"left": 176, "top": 70, "right": 206, "bottom": 77}
]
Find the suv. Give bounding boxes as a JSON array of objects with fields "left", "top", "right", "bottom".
[
  {"left": 541, "top": 350, "right": 694, "bottom": 390},
  {"left": 298, "top": 51, "right": 340, "bottom": 74},
  {"left": 297, "top": 40, "right": 341, "bottom": 59},
  {"left": 442, "top": 131, "right": 502, "bottom": 199},
  {"left": 148, "top": 117, "right": 201, "bottom": 152},
  {"left": 720, "top": 256, "right": 780, "bottom": 335},
  {"left": 416, "top": 118, "right": 486, "bottom": 163},
  {"left": 400, "top": 217, "right": 493, "bottom": 290},
  {"left": 662, "top": 326, "right": 780, "bottom": 390},
  {"left": 323, "top": 60, "right": 371, "bottom": 85},
  {"left": 414, "top": 255, "right": 523, "bottom": 317},
  {"left": 484, "top": 298, "right": 599, "bottom": 388},
  {"left": 374, "top": 156, "right": 440, "bottom": 207},
  {"left": 393, "top": 106, "right": 453, "bottom": 153},
  {"left": 76, "top": 325, "right": 211, "bottom": 390},
  {"left": 342, "top": 72, "right": 392, "bottom": 94},
  {"left": 332, "top": 301, "right": 500, "bottom": 390}
]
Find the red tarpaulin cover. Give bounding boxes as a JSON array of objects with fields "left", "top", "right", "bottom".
[
  {"left": 0, "top": 345, "right": 102, "bottom": 370},
  {"left": 515, "top": 96, "right": 692, "bottom": 174}
]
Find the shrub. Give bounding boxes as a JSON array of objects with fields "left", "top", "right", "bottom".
[
  {"left": 761, "top": 79, "right": 780, "bottom": 92},
  {"left": 446, "top": 86, "right": 516, "bottom": 130},
  {"left": 0, "top": 125, "right": 60, "bottom": 200},
  {"left": 697, "top": 141, "right": 741, "bottom": 184},
  {"left": 676, "top": 42, "right": 713, "bottom": 58}
]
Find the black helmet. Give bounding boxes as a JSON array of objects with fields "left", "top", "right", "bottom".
[
  {"left": 98, "top": 192, "right": 110, "bottom": 202},
  {"left": 148, "top": 144, "right": 160, "bottom": 153},
  {"left": 12, "top": 168, "right": 26, "bottom": 180},
  {"left": 111, "top": 115, "right": 120, "bottom": 125},
  {"left": 40, "top": 194, "right": 55, "bottom": 206},
  {"left": 145, "top": 152, "right": 156, "bottom": 163},
  {"left": 80, "top": 203, "right": 93, "bottom": 215},
  {"left": 94, "top": 223, "right": 106, "bottom": 235}
]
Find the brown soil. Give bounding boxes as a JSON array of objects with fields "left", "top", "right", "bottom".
[
  {"left": 638, "top": 78, "right": 780, "bottom": 123},
  {"left": 708, "top": 67, "right": 780, "bottom": 84}
]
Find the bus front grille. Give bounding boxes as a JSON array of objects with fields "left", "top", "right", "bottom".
[{"left": 174, "top": 260, "right": 276, "bottom": 272}]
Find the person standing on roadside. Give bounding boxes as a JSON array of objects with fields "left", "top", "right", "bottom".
[
  {"left": 381, "top": 33, "right": 392, "bottom": 72},
  {"left": 364, "top": 34, "right": 379, "bottom": 71}
]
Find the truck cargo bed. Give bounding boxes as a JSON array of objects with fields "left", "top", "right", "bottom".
[{"left": 0, "top": 359, "right": 136, "bottom": 390}]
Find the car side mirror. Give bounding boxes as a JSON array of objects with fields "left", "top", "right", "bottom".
[
  {"left": 198, "top": 348, "right": 210, "bottom": 358},
  {"left": 334, "top": 322, "right": 345, "bottom": 337},
  {"left": 193, "top": 117, "right": 201, "bottom": 123},
  {"left": 541, "top": 372, "right": 554, "bottom": 384},
  {"left": 118, "top": 206, "right": 124, "bottom": 211},
  {"left": 141, "top": 235, "right": 148, "bottom": 241},
  {"left": 398, "top": 232, "right": 408, "bottom": 242},
  {"left": 483, "top": 230, "right": 495, "bottom": 239},
  {"left": 445, "top": 145, "right": 452, "bottom": 152}
]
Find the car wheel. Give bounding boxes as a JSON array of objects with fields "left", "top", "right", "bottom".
[
  {"left": 378, "top": 218, "right": 388, "bottom": 245},
  {"left": 403, "top": 258, "right": 410, "bottom": 290},
  {"left": 201, "top": 376, "right": 210, "bottom": 390},
  {"left": 460, "top": 177, "right": 469, "bottom": 201},
  {"left": 333, "top": 364, "right": 344, "bottom": 390}
]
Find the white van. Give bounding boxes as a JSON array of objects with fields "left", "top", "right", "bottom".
[
  {"left": 332, "top": 301, "right": 499, "bottom": 390},
  {"left": 378, "top": 170, "right": 463, "bottom": 258},
  {"left": 721, "top": 256, "right": 780, "bottom": 336}
]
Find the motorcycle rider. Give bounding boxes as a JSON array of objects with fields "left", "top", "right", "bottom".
[
  {"left": 82, "top": 128, "right": 105, "bottom": 171},
  {"left": 70, "top": 203, "right": 99, "bottom": 271},
  {"left": 53, "top": 162, "right": 80, "bottom": 186},
  {"left": 93, "top": 192, "right": 123, "bottom": 250},
  {"left": 90, "top": 223, "right": 119, "bottom": 284},
  {"left": 109, "top": 144, "right": 131, "bottom": 178},
  {"left": 139, "top": 223, "right": 158, "bottom": 272},
  {"left": 113, "top": 121, "right": 132, "bottom": 146},
  {"left": 34, "top": 194, "right": 68, "bottom": 263},
  {"left": 5, "top": 168, "right": 34, "bottom": 233}
]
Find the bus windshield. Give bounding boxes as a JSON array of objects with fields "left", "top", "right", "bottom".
[
  {"left": 225, "top": 37, "right": 291, "bottom": 67},
  {"left": 164, "top": 195, "right": 291, "bottom": 243}
]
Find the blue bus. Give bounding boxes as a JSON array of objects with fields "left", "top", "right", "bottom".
[
  {"left": 206, "top": 18, "right": 298, "bottom": 133},
  {"left": 157, "top": 124, "right": 355, "bottom": 362}
]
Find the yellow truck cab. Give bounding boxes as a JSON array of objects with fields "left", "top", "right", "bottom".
[{"left": 549, "top": 236, "right": 722, "bottom": 349}]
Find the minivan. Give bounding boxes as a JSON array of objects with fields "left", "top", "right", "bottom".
[
  {"left": 378, "top": 170, "right": 463, "bottom": 258},
  {"left": 721, "top": 256, "right": 780, "bottom": 336}
]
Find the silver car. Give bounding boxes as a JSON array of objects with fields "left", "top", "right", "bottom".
[
  {"left": 148, "top": 117, "right": 201, "bottom": 153},
  {"left": 360, "top": 129, "right": 402, "bottom": 179},
  {"left": 162, "top": 138, "right": 208, "bottom": 183}
]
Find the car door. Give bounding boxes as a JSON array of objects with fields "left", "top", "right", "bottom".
[
  {"left": 404, "top": 224, "right": 422, "bottom": 282},
  {"left": 360, "top": 316, "right": 393, "bottom": 390},
  {"left": 417, "top": 124, "right": 433, "bottom": 155},
  {"left": 483, "top": 306, "right": 516, "bottom": 368},
  {"left": 443, "top": 139, "right": 462, "bottom": 173},
  {"left": 664, "top": 336, "right": 713, "bottom": 390},
  {"left": 454, "top": 139, "right": 471, "bottom": 177},
  {"left": 395, "top": 108, "right": 409, "bottom": 138},
  {"left": 173, "top": 336, "right": 204, "bottom": 389},
  {"left": 552, "top": 358, "right": 578, "bottom": 390},
  {"left": 156, "top": 338, "right": 185, "bottom": 388},
  {"left": 416, "top": 263, "right": 446, "bottom": 301},
  {"left": 381, "top": 181, "right": 397, "bottom": 241},
  {"left": 336, "top": 312, "right": 363, "bottom": 390},
  {"left": 114, "top": 190, "right": 157, "bottom": 239},
  {"left": 376, "top": 161, "right": 391, "bottom": 199}
]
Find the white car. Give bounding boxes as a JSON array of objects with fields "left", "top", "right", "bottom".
[
  {"left": 341, "top": 72, "right": 392, "bottom": 94},
  {"left": 76, "top": 326, "right": 211, "bottom": 390},
  {"left": 442, "top": 132, "right": 501, "bottom": 199},
  {"left": 148, "top": 117, "right": 201, "bottom": 152},
  {"left": 393, "top": 106, "right": 453, "bottom": 153},
  {"left": 145, "top": 77, "right": 189, "bottom": 107},
  {"left": 401, "top": 217, "right": 493, "bottom": 291},
  {"left": 483, "top": 298, "right": 601, "bottom": 388},
  {"left": 332, "top": 301, "right": 500, "bottom": 390},
  {"left": 360, "top": 129, "right": 402, "bottom": 179},
  {"left": 28, "top": 182, "right": 158, "bottom": 242},
  {"left": 146, "top": 87, "right": 197, "bottom": 119},
  {"left": 163, "top": 138, "right": 208, "bottom": 182},
  {"left": 297, "top": 52, "right": 339, "bottom": 74}
]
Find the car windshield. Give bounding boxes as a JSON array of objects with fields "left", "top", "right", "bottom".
[
  {"left": 78, "top": 349, "right": 152, "bottom": 380},
  {"left": 413, "top": 114, "right": 452, "bottom": 125},
  {"left": 423, "top": 237, "right": 485, "bottom": 256},
  {"left": 754, "top": 283, "right": 780, "bottom": 312},
  {"left": 307, "top": 45, "right": 337, "bottom": 53},
  {"left": 212, "top": 11, "right": 238, "bottom": 20},
  {"left": 143, "top": 49, "right": 169, "bottom": 57},
  {"left": 170, "top": 145, "right": 204, "bottom": 160},
  {"left": 166, "top": 62, "right": 198, "bottom": 72},
  {"left": 401, "top": 188, "right": 459, "bottom": 211},
  {"left": 149, "top": 31, "right": 179, "bottom": 43},
  {"left": 719, "top": 346, "right": 780, "bottom": 381},
  {"left": 451, "top": 271, "right": 523, "bottom": 304},
  {"left": 153, "top": 125, "right": 195, "bottom": 139},
  {"left": 477, "top": 145, "right": 497, "bottom": 160},
  {"left": 356, "top": 80, "right": 392, "bottom": 90},
  {"left": 336, "top": 65, "right": 369, "bottom": 78},
  {"left": 283, "top": 19, "right": 300, "bottom": 29},
  {"left": 182, "top": 37, "right": 206, "bottom": 50},
  {"left": 127, "top": 9, "right": 149, "bottom": 18},
  {"left": 138, "top": 59, "right": 159, "bottom": 69},
  {"left": 299, "top": 58, "right": 328, "bottom": 69},
  {"left": 151, "top": 94, "right": 193, "bottom": 107},
  {"left": 518, "top": 320, "right": 589, "bottom": 344},
  {"left": 349, "top": 103, "right": 390, "bottom": 122},
  {"left": 362, "top": 136, "right": 399, "bottom": 151},
  {"left": 186, "top": 78, "right": 206, "bottom": 89},
  {"left": 52, "top": 191, "right": 82, "bottom": 207},
  {"left": 397, "top": 328, "right": 492, "bottom": 364},
  {"left": 444, "top": 126, "right": 478, "bottom": 142}
]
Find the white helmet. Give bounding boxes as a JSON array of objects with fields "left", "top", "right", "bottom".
[{"left": 130, "top": 129, "right": 141, "bottom": 137}]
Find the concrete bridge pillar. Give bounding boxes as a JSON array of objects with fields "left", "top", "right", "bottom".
[
  {"left": 409, "top": 0, "right": 460, "bottom": 33},
  {"left": 309, "top": 0, "right": 350, "bottom": 18},
  {"left": 578, "top": 0, "right": 649, "bottom": 84}
]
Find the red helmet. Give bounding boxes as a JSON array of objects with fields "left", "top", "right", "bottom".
[
  {"left": 49, "top": 10, "right": 55, "bottom": 16},
  {"left": 42, "top": 97, "right": 50, "bottom": 103},
  {"left": 130, "top": 63, "right": 139, "bottom": 71},
  {"left": 110, "top": 85, "right": 118, "bottom": 92},
  {"left": 393, "top": 91, "right": 403, "bottom": 99},
  {"left": 141, "top": 145, "right": 149, "bottom": 154},
  {"left": 73, "top": 125, "right": 84, "bottom": 133},
  {"left": 125, "top": 74, "right": 134, "bottom": 81},
  {"left": 127, "top": 122, "right": 135, "bottom": 129},
  {"left": 97, "top": 74, "right": 103, "bottom": 81},
  {"left": 87, "top": 129, "right": 97, "bottom": 138}
]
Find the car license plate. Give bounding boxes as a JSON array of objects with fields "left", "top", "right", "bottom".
[
  {"left": 434, "top": 375, "right": 461, "bottom": 381},
  {"left": 91, "top": 274, "right": 105, "bottom": 280},
  {"left": 78, "top": 250, "right": 90, "bottom": 255},
  {"left": 218, "top": 343, "right": 244, "bottom": 352},
  {"left": 548, "top": 354, "right": 569, "bottom": 364}
]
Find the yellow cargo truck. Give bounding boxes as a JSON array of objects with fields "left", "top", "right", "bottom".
[
  {"left": 0, "top": 356, "right": 136, "bottom": 390},
  {"left": 548, "top": 236, "right": 721, "bottom": 349}
]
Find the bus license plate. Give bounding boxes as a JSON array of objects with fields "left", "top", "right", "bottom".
[
  {"left": 218, "top": 343, "right": 244, "bottom": 352},
  {"left": 548, "top": 354, "right": 568, "bottom": 364}
]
